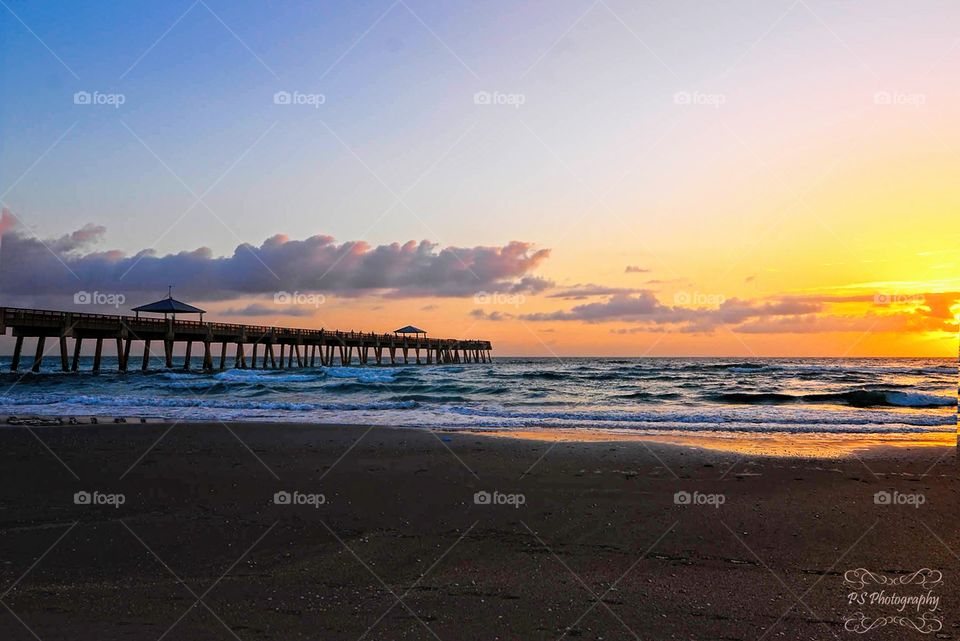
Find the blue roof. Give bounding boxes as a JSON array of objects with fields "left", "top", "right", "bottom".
[{"left": 132, "top": 297, "right": 205, "bottom": 314}]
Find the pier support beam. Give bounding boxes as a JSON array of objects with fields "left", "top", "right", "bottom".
[
  {"left": 31, "top": 336, "right": 46, "bottom": 372},
  {"left": 71, "top": 337, "right": 82, "bottom": 372},
  {"left": 164, "top": 340, "right": 174, "bottom": 368},
  {"left": 219, "top": 342, "right": 228, "bottom": 370},
  {"left": 59, "top": 336, "right": 69, "bottom": 372},
  {"left": 10, "top": 335, "right": 23, "bottom": 371},
  {"left": 203, "top": 341, "right": 213, "bottom": 371},
  {"left": 279, "top": 344, "right": 286, "bottom": 369},
  {"left": 142, "top": 340, "right": 151, "bottom": 371},
  {"left": 251, "top": 343, "right": 259, "bottom": 369},
  {"left": 183, "top": 341, "right": 192, "bottom": 371},
  {"left": 116, "top": 338, "right": 126, "bottom": 372},
  {"left": 237, "top": 342, "right": 247, "bottom": 369},
  {"left": 123, "top": 339, "right": 132, "bottom": 371},
  {"left": 93, "top": 338, "right": 103, "bottom": 373}
]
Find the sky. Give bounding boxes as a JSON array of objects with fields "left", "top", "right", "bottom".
[{"left": 1, "top": 0, "right": 959, "bottom": 356}]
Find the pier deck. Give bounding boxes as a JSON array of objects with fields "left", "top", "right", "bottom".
[{"left": 0, "top": 307, "right": 492, "bottom": 373}]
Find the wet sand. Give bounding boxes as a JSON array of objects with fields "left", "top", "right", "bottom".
[{"left": 0, "top": 422, "right": 955, "bottom": 640}]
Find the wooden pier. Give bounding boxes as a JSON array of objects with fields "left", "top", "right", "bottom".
[{"left": 0, "top": 307, "right": 493, "bottom": 373}]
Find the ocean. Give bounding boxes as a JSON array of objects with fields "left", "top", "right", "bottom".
[{"left": 0, "top": 357, "right": 955, "bottom": 435}]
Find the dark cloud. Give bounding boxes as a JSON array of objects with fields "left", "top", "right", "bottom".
[
  {"left": 0, "top": 212, "right": 551, "bottom": 305},
  {"left": 625, "top": 265, "right": 649, "bottom": 274}
]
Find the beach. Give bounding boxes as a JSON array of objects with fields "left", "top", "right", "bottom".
[{"left": 0, "top": 422, "right": 954, "bottom": 640}]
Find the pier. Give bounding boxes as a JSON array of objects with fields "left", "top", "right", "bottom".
[{"left": 0, "top": 307, "right": 493, "bottom": 373}]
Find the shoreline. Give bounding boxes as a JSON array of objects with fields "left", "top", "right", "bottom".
[{"left": 4, "top": 413, "right": 955, "bottom": 459}]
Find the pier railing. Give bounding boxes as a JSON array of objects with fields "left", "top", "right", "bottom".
[{"left": 0, "top": 306, "right": 493, "bottom": 373}]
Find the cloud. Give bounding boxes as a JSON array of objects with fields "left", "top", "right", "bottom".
[
  {"left": 521, "top": 289, "right": 959, "bottom": 335},
  {"left": 546, "top": 284, "right": 643, "bottom": 300},
  {"left": 470, "top": 309, "right": 513, "bottom": 321},
  {"left": 0, "top": 217, "right": 552, "bottom": 305},
  {"left": 625, "top": 265, "right": 649, "bottom": 273},
  {"left": 523, "top": 292, "right": 673, "bottom": 322},
  {"left": 220, "top": 303, "right": 315, "bottom": 317}
]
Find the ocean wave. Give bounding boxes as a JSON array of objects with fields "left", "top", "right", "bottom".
[
  {"left": 0, "top": 394, "right": 416, "bottom": 412},
  {"left": 617, "top": 391, "right": 683, "bottom": 401},
  {"left": 708, "top": 389, "right": 955, "bottom": 409},
  {"left": 323, "top": 367, "right": 397, "bottom": 384}
]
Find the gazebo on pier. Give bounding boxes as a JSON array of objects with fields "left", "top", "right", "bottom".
[
  {"left": 394, "top": 325, "right": 427, "bottom": 340},
  {"left": 132, "top": 288, "right": 206, "bottom": 321}
]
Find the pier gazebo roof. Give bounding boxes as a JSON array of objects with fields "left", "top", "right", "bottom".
[
  {"left": 394, "top": 325, "right": 427, "bottom": 335},
  {"left": 132, "top": 291, "right": 205, "bottom": 320}
]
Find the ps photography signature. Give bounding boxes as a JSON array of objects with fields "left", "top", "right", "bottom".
[{"left": 842, "top": 568, "right": 943, "bottom": 635}]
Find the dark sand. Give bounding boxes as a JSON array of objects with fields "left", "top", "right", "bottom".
[{"left": 0, "top": 422, "right": 956, "bottom": 640}]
